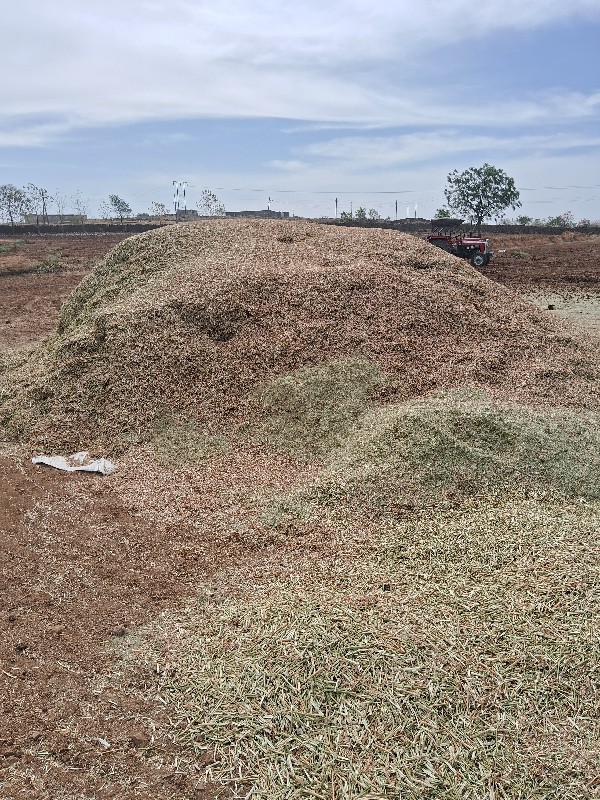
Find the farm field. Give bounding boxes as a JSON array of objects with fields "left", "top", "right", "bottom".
[{"left": 0, "top": 223, "right": 599, "bottom": 799}]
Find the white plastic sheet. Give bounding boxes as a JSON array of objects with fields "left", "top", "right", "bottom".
[{"left": 32, "top": 451, "right": 116, "bottom": 476}]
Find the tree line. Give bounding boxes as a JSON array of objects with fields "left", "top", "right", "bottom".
[
  {"left": 0, "top": 186, "right": 228, "bottom": 227},
  {"left": 339, "top": 165, "right": 596, "bottom": 233},
  {"left": 2, "top": 169, "right": 597, "bottom": 230}
]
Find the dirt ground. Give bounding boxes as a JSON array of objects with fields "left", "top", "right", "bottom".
[
  {"left": 0, "top": 229, "right": 598, "bottom": 798},
  {"left": 488, "top": 232, "right": 600, "bottom": 333},
  {"left": 0, "top": 234, "right": 128, "bottom": 350}
]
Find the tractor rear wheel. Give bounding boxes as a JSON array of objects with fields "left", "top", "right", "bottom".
[{"left": 471, "top": 253, "right": 486, "bottom": 267}]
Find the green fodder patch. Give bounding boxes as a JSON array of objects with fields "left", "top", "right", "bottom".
[
  {"left": 155, "top": 500, "right": 600, "bottom": 799},
  {"left": 253, "top": 357, "right": 383, "bottom": 458},
  {"left": 266, "top": 391, "right": 600, "bottom": 523},
  {"left": 0, "top": 239, "right": 26, "bottom": 254},
  {"left": 34, "top": 249, "right": 63, "bottom": 273},
  {"left": 149, "top": 413, "right": 227, "bottom": 466}
]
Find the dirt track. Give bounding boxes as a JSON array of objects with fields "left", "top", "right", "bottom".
[{"left": 0, "top": 229, "right": 598, "bottom": 798}]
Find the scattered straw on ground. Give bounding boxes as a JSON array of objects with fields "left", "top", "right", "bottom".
[
  {"left": 3, "top": 220, "right": 600, "bottom": 799},
  {"left": 148, "top": 498, "right": 600, "bottom": 799}
]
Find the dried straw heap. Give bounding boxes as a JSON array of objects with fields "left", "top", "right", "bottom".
[
  {"left": 2, "top": 219, "right": 600, "bottom": 798},
  {"left": 0, "top": 219, "right": 598, "bottom": 452}
]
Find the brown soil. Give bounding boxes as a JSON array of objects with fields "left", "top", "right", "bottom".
[
  {"left": 0, "top": 228, "right": 598, "bottom": 798},
  {"left": 0, "top": 448, "right": 281, "bottom": 798},
  {"left": 485, "top": 231, "right": 600, "bottom": 291},
  {"left": 0, "top": 234, "right": 128, "bottom": 350}
]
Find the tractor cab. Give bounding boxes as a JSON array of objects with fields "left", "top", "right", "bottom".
[{"left": 427, "top": 218, "right": 491, "bottom": 267}]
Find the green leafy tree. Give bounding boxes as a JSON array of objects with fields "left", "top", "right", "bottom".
[
  {"left": 197, "top": 189, "right": 225, "bottom": 216},
  {"left": 444, "top": 164, "right": 521, "bottom": 235},
  {"left": 0, "top": 184, "right": 32, "bottom": 227},
  {"left": 546, "top": 211, "right": 575, "bottom": 228},
  {"left": 367, "top": 208, "right": 381, "bottom": 220},
  {"left": 516, "top": 215, "right": 533, "bottom": 225},
  {"left": 107, "top": 194, "right": 132, "bottom": 224},
  {"left": 434, "top": 208, "right": 452, "bottom": 218},
  {"left": 354, "top": 207, "right": 367, "bottom": 222}
]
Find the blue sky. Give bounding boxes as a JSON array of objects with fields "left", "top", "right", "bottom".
[{"left": 2, "top": 0, "right": 600, "bottom": 220}]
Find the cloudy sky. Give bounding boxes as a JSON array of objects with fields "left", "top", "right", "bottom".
[{"left": 2, "top": 0, "right": 600, "bottom": 220}]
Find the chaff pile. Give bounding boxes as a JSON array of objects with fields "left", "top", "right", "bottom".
[{"left": 0, "top": 219, "right": 598, "bottom": 452}]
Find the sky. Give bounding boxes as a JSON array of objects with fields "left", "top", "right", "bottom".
[{"left": 2, "top": 0, "right": 600, "bottom": 221}]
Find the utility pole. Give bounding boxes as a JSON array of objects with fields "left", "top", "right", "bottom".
[
  {"left": 335, "top": 197, "right": 338, "bottom": 218},
  {"left": 173, "top": 180, "right": 187, "bottom": 221},
  {"left": 395, "top": 200, "right": 397, "bottom": 221}
]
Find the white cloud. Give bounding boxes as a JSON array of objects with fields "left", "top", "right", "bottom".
[
  {"left": 2, "top": 0, "right": 599, "bottom": 139},
  {"left": 268, "top": 160, "right": 310, "bottom": 171},
  {"left": 300, "top": 130, "right": 600, "bottom": 168},
  {"left": 2, "top": 0, "right": 599, "bottom": 220},
  {"left": 0, "top": 119, "right": 75, "bottom": 148}
]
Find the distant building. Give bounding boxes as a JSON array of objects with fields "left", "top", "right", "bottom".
[{"left": 225, "top": 210, "right": 289, "bottom": 219}]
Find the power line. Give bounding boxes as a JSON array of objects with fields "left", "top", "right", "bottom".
[{"left": 187, "top": 183, "right": 600, "bottom": 196}]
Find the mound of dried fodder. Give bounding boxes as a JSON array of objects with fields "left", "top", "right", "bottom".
[
  {"left": 152, "top": 498, "right": 600, "bottom": 799},
  {"left": 0, "top": 219, "right": 598, "bottom": 452},
  {"left": 263, "top": 389, "right": 600, "bottom": 523}
]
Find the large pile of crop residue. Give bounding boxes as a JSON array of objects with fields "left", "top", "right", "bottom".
[{"left": 0, "top": 219, "right": 598, "bottom": 452}]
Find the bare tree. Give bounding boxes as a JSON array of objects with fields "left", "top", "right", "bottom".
[
  {"left": 51, "top": 191, "right": 68, "bottom": 223},
  {"left": 149, "top": 201, "right": 169, "bottom": 220},
  {"left": 71, "top": 191, "right": 89, "bottom": 223},
  {"left": 197, "top": 189, "right": 226, "bottom": 216},
  {"left": 26, "top": 184, "right": 50, "bottom": 225}
]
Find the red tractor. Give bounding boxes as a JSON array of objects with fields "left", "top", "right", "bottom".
[{"left": 427, "top": 218, "right": 492, "bottom": 267}]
